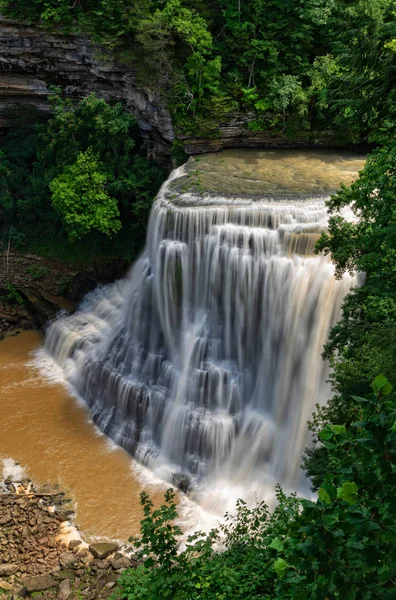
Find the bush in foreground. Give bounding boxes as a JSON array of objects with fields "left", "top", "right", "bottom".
[{"left": 117, "top": 375, "right": 396, "bottom": 600}]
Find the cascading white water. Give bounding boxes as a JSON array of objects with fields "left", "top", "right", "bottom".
[{"left": 43, "top": 150, "right": 363, "bottom": 513}]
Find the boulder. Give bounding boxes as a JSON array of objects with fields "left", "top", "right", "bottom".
[
  {"left": 0, "top": 513, "right": 12, "bottom": 525},
  {"left": 57, "top": 577, "right": 72, "bottom": 600},
  {"left": 23, "top": 574, "right": 58, "bottom": 592},
  {"left": 69, "top": 540, "right": 82, "bottom": 551},
  {"left": 0, "top": 564, "right": 18, "bottom": 576},
  {"left": 55, "top": 569, "right": 76, "bottom": 581},
  {"left": 59, "top": 551, "right": 77, "bottom": 568},
  {"left": 105, "top": 581, "right": 116, "bottom": 589},
  {"left": 110, "top": 556, "right": 132, "bottom": 570},
  {"left": 89, "top": 543, "right": 119, "bottom": 559},
  {"left": 0, "top": 579, "right": 13, "bottom": 591}
]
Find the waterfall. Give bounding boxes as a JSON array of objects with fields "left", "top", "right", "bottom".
[{"left": 44, "top": 152, "right": 360, "bottom": 511}]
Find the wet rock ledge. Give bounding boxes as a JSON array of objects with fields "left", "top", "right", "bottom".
[
  {"left": 0, "top": 475, "right": 136, "bottom": 599},
  {"left": 0, "top": 253, "right": 129, "bottom": 335}
]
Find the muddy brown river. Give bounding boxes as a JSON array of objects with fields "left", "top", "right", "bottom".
[{"left": 0, "top": 331, "right": 175, "bottom": 543}]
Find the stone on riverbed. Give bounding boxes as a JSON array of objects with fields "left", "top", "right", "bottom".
[
  {"left": 57, "top": 577, "right": 72, "bottom": 600},
  {"left": 59, "top": 551, "right": 77, "bottom": 567},
  {"left": 23, "top": 573, "right": 58, "bottom": 592},
  {"left": 110, "top": 556, "right": 132, "bottom": 570},
  {"left": 0, "top": 579, "right": 13, "bottom": 591},
  {"left": 0, "top": 563, "right": 18, "bottom": 576},
  {"left": 89, "top": 543, "right": 119, "bottom": 559},
  {"left": 55, "top": 569, "right": 76, "bottom": 581}
]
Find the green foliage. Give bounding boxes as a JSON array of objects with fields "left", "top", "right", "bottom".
[
  {"left": 0, "top": 94, "right": 165, "bottom": 262},
  {"left": 317, "top": 140, "right": 396, "bottom": 282},
  {"left": 324, "top": 0, "right": 396, "bottom": 142},
  {"left": 130, "top": 489, "right": 182, "bottom": 571},
  {"left": 316, "top": 139, "right": 396, "bottom": 396},
  {"left": 26, "top": 265, "right": 51, "bottom": 280},
  {"left": 302, "top": 139, "right": 396, "bottom": 492},
  {"left": 117, "top": 376, "right": 396, "bottom": 599},
  {"left": 50, "top": 149, "right": 121, "bottom": 241},
  {"left": 3, "top": 284, "right": 24, "bottom": 306},
  {"left": 58, "top": 276, "right": 73, "bottom": 295},
  {"left": 1, "top": 0, "right": 394, "bottom": 139}
]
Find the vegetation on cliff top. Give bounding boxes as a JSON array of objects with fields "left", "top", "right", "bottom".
[{"left": 1, "top": 0, "right": 395, "bottom": 140}]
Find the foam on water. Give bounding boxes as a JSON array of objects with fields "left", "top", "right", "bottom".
[{"left": 2, "top": 458, "right": 26, "bottom": 481}]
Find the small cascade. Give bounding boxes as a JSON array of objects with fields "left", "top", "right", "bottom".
[{"left": 44, "top": 151, "right": 362, "bottom": 511}]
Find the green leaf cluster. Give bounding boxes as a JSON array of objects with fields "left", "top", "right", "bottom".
[
  {"left": 50, "top": 149, "right": 121, "bottom": 241},
  {"left": 0, "top": 94, "right": 165, "bottom": 261}
]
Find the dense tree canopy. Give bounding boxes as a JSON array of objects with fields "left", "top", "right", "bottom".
[
  {"left": 316, "top": 139, "right": 396, "bottom": 399},
  {"left": 302, "top": 138, "right": 396, "bottom": 492},
  {"left": 0, "top": 94, "right": 165, "bottom": 260},
  {"left": 1, "top": 0, "right": 395, "bottom": 139}
]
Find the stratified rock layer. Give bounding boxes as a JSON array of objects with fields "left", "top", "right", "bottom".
[
  {"left": 0, "top": 18, "right": 366, "bottom": 160},
  {"left": 0, "top": 17, "right": 173, "bottom": 162}
]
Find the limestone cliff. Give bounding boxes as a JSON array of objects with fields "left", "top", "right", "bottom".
[
  {"left": 0, "top": 17, "right": 174, "bottom": 162},
  {"left": 0, "top": 17, "right": 352, "bottom": 160},
  {"left": 0, "top": 252, "right": 128, "bottom": 333}
]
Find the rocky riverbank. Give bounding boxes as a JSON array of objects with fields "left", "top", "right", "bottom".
[
  {"left": 0, "top": 474, "right": 136, "bottom": 599},
  {"left": 0, "top": 252, "right": 129, "bottom": 335}
]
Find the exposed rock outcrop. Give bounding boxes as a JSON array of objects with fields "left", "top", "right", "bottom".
[
  {"left": 0, "top": 252, "right": 129, "bottom": 333},
  {"left": 0, "top": 16, "right": 174, "bottom": 163},
  {"left": 0, "top": 17, "right": 361, "bottom": 161},
  {"left": 180, "top": 112, "right": 355, "bottom": 154}
]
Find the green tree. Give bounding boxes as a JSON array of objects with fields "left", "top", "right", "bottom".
[
  {"left": 1, "top": 0, "right": 394, "bottom": 140},
  {"left": 0, "top": 95, "right": 164, "bottom": 260},
  {"left": 317, "top": 139, "right": 396, "bottom": 397},
  {"left": 49, "top": 149, "right": 121, "bottom": 241},
  {"left": 303, "top": 139, "right": 396, "bottom": 488},
  {"left": 324, "top": 0, "right": 396, "bottom": 141}
]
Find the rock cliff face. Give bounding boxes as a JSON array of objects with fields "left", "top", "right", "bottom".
[
  {"left": 180, "top": 114, "right": 339, "bottom": 154},
  {"left": 0, "top": 17, "right": 355, "bottom": 160},
  {"left": 0, "top": 17, "right": 174, "bottom": 162},
  {"left": 0, "top": 252, "right": 129, "bottom": 333}
]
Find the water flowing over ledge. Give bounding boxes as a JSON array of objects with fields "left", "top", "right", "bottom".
[{"left": 42, "top": 150, "right": 365, "bottom": 515}]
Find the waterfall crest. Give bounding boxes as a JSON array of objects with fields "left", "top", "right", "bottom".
[{"left": 44, "top": 150, "right": 363, "bottom": 509}]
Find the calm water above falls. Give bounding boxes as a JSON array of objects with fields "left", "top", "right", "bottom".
[{"left": 2, "top": 150, "right": 365, "bottom": 534}]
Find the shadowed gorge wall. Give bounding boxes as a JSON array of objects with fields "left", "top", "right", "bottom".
[{"left": 0, "top": 17, "right": 173, "bottom": 162}]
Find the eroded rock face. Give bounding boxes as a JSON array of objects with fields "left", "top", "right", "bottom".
[
  {"left": 0, "top": 253, "right": 129, "bottom": 333},
  {"left": 179, "top": 113, "right": 343, "bottom": 154},
  {"left": 0, "top": 17, "right": 174, "bottom": 162},
  {"left": 0, "top": 18, "right": 360, "bottom": 166}
]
